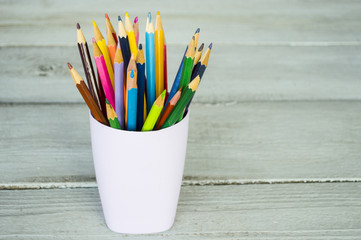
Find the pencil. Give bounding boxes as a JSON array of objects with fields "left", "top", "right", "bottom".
[
  {"left": 76, "top": 23, "right": 101, "bottom": 110},
  {"left": 192, "top": 42, "right": 212, "bottom": 80},
  {"left": 193, "top": 43, "right": 204, "bottom": 67},
  {"left": 164, "top": 46, "right": 187, "bottom": 109},
  {"left": 93, "top": 21, "right": 114, "bottom": 88},
  {"left": 142, "top": 90, "right": 166, "bottom": 131},
  {"left": 118, "top": 16, "right": 131, "bottom": 71},
  {"left": 136, "top": 44, "right": 146, "bottom": 131},
  {"left": 106, "top": 22, "right": 117, "bottom": 65},
  {"left": 193, "top": 28, "right": 200, "bottom": 50},
  {"left": 114, "top": 42, "right": 125, "bottom": 129},
  {"left": 127, "top": 69, "right": 138, "bottom": 131},
  {"left": 124, "top": 12, "right": 138, "bottom": 59},
  {"left": 155, "top": 88, "right": 181, "bottom": 130},
  {"left": 125, "top": 54, "right": 137, "bottom": 128},
  {"left": 145, "top": 12, "right": 156, "bottom": 112},
  {"left": 163, "top": 36, "right": 168, "bottom": 99},
  {"left": 67, "top": 63, "right": 107, "bottom": 125},
  {"left": 92, "top": 38, "right": 115, "bottom": 109},
  {"left": 96, "top": 70, "right": 107, "bottom": 119},
  {"left": 160, "top": 76, "right": 200, "bottom": 129},
  {"left": 178, "top": 36, "right": 195, "bottom": 90},
  {"left": 105, "top": 13, "right": 118, "bottom": 45},
  {"left": 155, "top": 11, "right": 164, "bottom": 98},
  {"left": 133, "top": 16, "right": 139, "bottom": 46},
  {"left": 106, "top": 99, "right": 121, "bottom": 129}
]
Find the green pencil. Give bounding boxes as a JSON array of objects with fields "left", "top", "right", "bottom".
[
  {"left": 106, "top": 99, "right": 121, "bottom": 129},
  {"left": 160, "top": 76, "right": 200, "bottom": 129},
  {"left": 178, "top": 36, "right": 195, "bottom": 90},
  {"left": 142, "top": 89, "right": 166, "bottom": 131}
]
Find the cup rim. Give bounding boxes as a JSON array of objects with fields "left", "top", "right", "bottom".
[{"left": 89, "top": 110, "right": 190, "bottom": 134}]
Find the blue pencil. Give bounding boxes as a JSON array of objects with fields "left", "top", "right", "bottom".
[
  {"left": 136, "top": 44, "right": 146, "bottom": 131},
  {"left": 127, "top": 70, "right": 138, "bottom": 131},
  {"left": 114, "top": 42, "right": 125, "bottom": 129},
  {"left": 164, "top": 46, "right": 188, "bottom": 109},
  {"left": 145, "top": 12, "right": 155, "bottom": 112}
]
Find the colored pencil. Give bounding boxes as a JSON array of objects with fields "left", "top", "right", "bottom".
[
  {"left": 145, "top": 12, "right": 156, "bottom": 112},
  {"left": 124, "top": 12, "right": 138, "bottom": 59},
  {"left": 93, "top": 21, "right": 114, "bottom": 88},
  {"left": 125, "top": 54, "right": 137, "bottom": 128},
  {"left": 118, "top": 16, "right": 131, "bottom": 71},
  {"left": 192, "top": 42, "right": 212, "bottom": 80},
  {"left": 136, "top": 44, "right": 146, "bottom": 131},
  {"left": 155, "top": 88, "right": 181, "bottom": 130},
  {"left": 178, "top": 36, "right": 195, "bottom": 90},
  {"left": 96, "top": 70, "right": 107, "bottom": 119},
  {"left": 164, "top": 46, "right": 187, "bottom": 109},
  {"left": 142, "top": 90, "right": 166, "bottom": 131},
  {"left": 106, "top": 22, "right": 117, "bottom": 65},
  {"left": 127, "top": 69, "right": 138, "bottom": 131},
  {"left": 163, "top": 36, "right": 168, "bottom": 98},
  {"left": 160, "top": 76, "right": 200, "bottom": 129},
  {"left": 114, "top": 42, "right": 125, "bottom": 129},
  {"left": 105, "top": 13, "right": 118, "bottom": 45},
  {"left": 92, "top": 38, "right": 115, "bottom": 109},
  {"left": 76, "top": 23, "right": 101, "bottom": 110},
  {"left": 155, "top": 11, "right": 164, "bottom": 98},
  {"left": 193, "top": 28, "right": 200, "bottom": 50},
  {"left": 133, "top": 16, "right": 139, "bottom": 46},
  {"left": 67, "top": 63, "right": 107, "bottom": 125},
  {"left": 106, "top": 99, "right": 121, "bottom": 129}
]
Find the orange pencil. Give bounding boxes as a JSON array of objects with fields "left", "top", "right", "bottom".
[
  {"left": 107, "top": 23, "right": 117, "bottom": 65},
  {"left": 155, "top": 88, "right": 182, "bottom": 130},
  {"left": 105, "top": 13, "right": 118, "bottom": 44}
]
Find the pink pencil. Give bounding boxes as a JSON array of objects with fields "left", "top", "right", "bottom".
[
  {"left": 133, "top": 17, "right": 139, "bottom": 46},
  {"left": 92, "top": 38, "right": 115, "bottom": 109}
]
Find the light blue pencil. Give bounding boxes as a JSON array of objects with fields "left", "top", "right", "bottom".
[
  {"left": 127, "top": 70, "right": 138, "bottom": 131},
  {"left": 145, "top": 12, "right": 155, "bottom": 112},
  {"left": 114, "top": 42, "right": 125, "bottom": 129}
]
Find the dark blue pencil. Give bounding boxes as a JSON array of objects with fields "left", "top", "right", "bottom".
[
  {"left": 118, "top": 16, "right": 131, "bottom": 71},
  {"left": 136, "top": 44, "right": 146, "bottom": 131}
]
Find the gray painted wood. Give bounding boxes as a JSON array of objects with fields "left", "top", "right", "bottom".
[
  {"left": 2, "top": 45, "right": 361, "bottom": 103},
  {"left": 1, "top": 0, "right": 361, "bottom": 45},
  {"left": 1, "top": 183, "right": 360, "bottom": 239},
  {"left": 1, "top": 101, "right": 361, "bottom": 183}
]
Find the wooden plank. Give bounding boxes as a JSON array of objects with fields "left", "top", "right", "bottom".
[
  {"left": 1, "top": 183, "right": 360, "bottom": 239},
  {"left": 2, "top": 45, "right": 361, "bottom": 103},
  {"left": 1, "top": 101, "right": 361, "bottom": 183},
  {"left": 1, "top": 0, "right": 361, "bottom": 45}
]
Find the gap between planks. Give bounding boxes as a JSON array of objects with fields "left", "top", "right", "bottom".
[{"left": 1, "top": 178, "right": 361, "bottom": 190}]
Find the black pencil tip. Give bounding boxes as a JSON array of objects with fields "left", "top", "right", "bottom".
[
  {"left": 118, "top": 16, "right": 122, "bottom": 21},
  {"left": 198, "top": 43, "right": 204, "bottom": 51},
  {"left": 195, "top": 28, "right": 200, "bottom": 33},
  {"left": 76, "top": 23, "right": 80, "bottom": 29},
  {"left": 139, "top": 44, "right": 143, "bottom": 50},
  {"left": 209, "top": 43, "right": 213, "bottom": 49}
]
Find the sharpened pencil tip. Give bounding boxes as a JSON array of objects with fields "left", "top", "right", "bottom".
[
  {"left": 138, "top": 43, "right": 142, "bottom": 50},
  {"left": 92, "top": 38, "right": 96, "bottom": 43},
  {"left": 134, "top": 16, "right": 138, "bottom": 23},
  {"left": 209, "top": 43, "right": 213, "bottom": 49},
  {"left": 92, "top": 21, "right": 97, "bottom": 27},
  {"left": 148, "top": 12, "right": 151, "bottom": 21},
  {"left": 157, "top": 11, "right": 160, "bottom": 15},
  {"left": 125, "top": 12, "right": 129, "bottom": 17},
  {"left": 118, "top": 15, "right": 122, "bottom": 21},
  {"left": 76, "top": 23, "right": 80, "bottom": 29},
  {"left": 105, "top": 13, "right": 109, "bottom": 20},
  {"left": 195, "top": 28, "right": 200, "bottom": 34},
  {"left": 130, "top": 69, "right": 134, "bottom": 78},
  {"left": 198, "top": 43, "right": 204, "bottom": 51},
  {"left": 67, "top": 62, "right": 73, "bottom": 69},
  {"left": 161, "top": 89, "right": 166, "bottom": 98}
]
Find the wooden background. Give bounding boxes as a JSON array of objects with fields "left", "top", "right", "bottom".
[{"left": 1, "top": 0, "right": 361, "bottom": 238}]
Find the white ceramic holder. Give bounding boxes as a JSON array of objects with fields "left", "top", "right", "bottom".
[{"left": 89, "top": 111, "right": 190, "bottom": 234}]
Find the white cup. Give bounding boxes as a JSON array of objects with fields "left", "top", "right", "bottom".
[{"left": 89, "top": 111, "right": 190, "bottom": 234}]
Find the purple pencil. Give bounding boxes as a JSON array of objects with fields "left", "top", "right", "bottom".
[{"left": 114, "top": 42, "right": 125, "bottom": 129}]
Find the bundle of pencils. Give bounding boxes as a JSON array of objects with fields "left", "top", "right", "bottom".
[{"left": 68, "top": 12, "right": 212, "bottom": 131}]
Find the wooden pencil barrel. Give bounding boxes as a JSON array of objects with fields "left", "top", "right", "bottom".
[{"left": 89, "top": 111, "right": 190, "bottom": 234}]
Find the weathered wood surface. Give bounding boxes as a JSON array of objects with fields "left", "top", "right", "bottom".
[
  {"left": 1, "top": 183, "right": 361, "bottom": 239},
  {"left": 1, "top": 101, "right": 361, "bottom": 183},
  {"left": 2, "top": 45, "right": 361, "bottom": 103},
  {"left": 1, "top": 0, "right": 361, "bottom": 45}
]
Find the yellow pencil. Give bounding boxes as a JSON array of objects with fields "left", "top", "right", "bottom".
[
  {"left": 93, "top": 20, "right": 114, "bottom": 88},
  {"left": 155, "top": 11, "right": 164, "bottom": 98},
  {"left": 124, "top": 12, "right": 138, "bottom": 59}
]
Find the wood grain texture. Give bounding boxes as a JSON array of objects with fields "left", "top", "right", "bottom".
[
  {"left": 1, "top": 45, "right": 361, "bottom": 103},
  {"left": 1, "top": 183, "right": 360, "bottom": 239},
  {"left": 1, "top": 102, "right": 361, "bottom": 183},
  {"left": 1, "top": 0, "right": 361, "bottom": 45}
]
